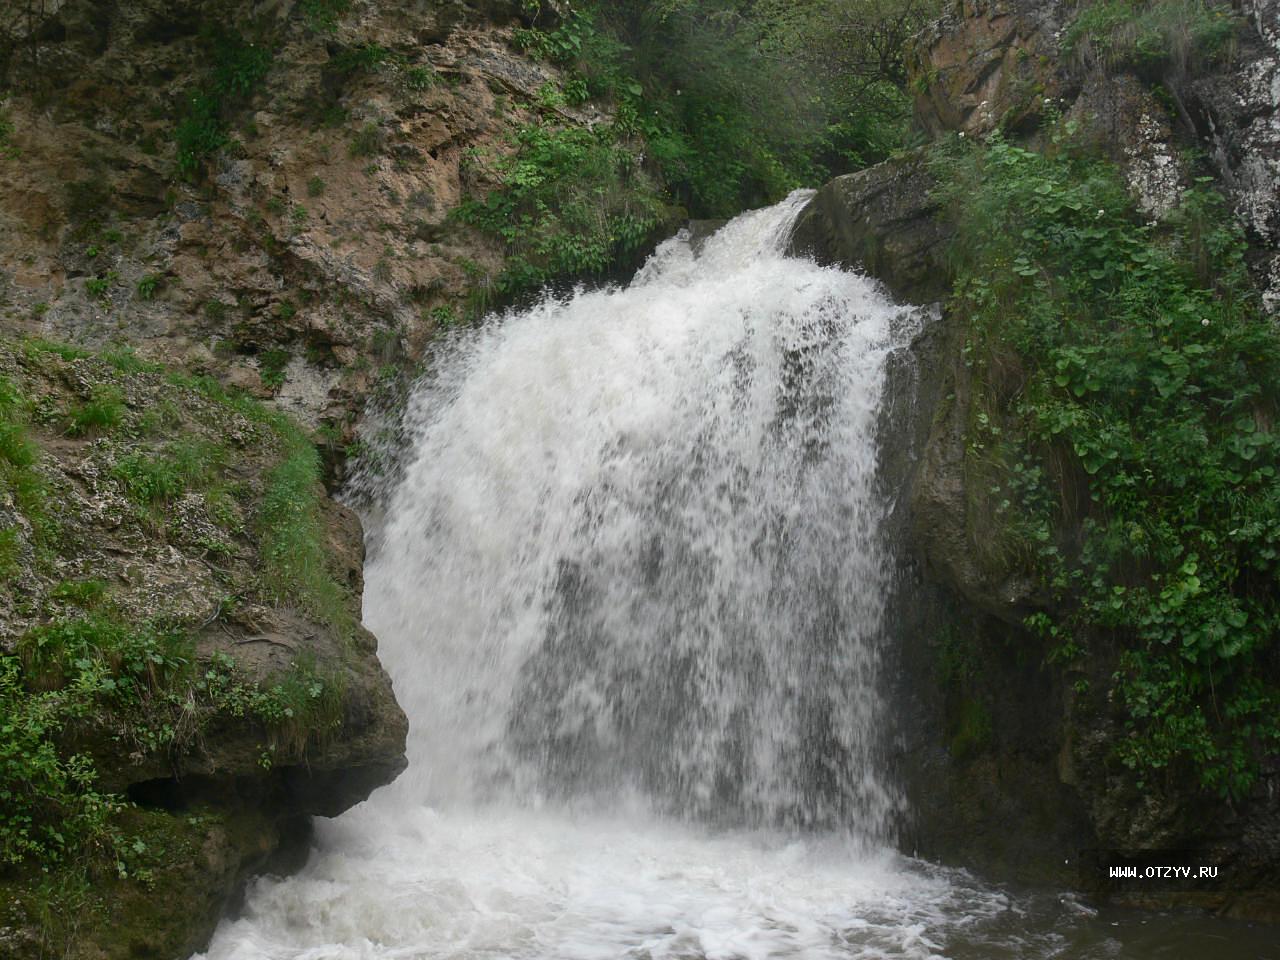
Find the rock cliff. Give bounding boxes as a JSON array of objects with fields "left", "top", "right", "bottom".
[
  {"left": 0, "top": 0, "right": 601, "bottom": 450},
  {"left": 792, "top": 0, "right": 1280, "bottom": 918},
  {"left": 0, "top": 0, "right": 601, "bottom": 953}
]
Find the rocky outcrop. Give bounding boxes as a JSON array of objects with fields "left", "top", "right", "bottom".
[
  {"left": 906, "top": 0, "right": 1070, "bottom": 138},
  {"left": 799, "top": 0, "right": 1280, "bottom": 917},
  {"left": 788, "top": 152, "right": 953, "bottom": 303},
  {"left": 906, "top": 0, "right": 1280, "bottom": 309},
  {"left": 0, "top": 338, "right": 407, "bottom": 957},
  {"left": 1181, "top": 0, "right": 1280, "bottom": 309},
  {"left": 0, "top": 0, "right": 601, "bottom": 451}
]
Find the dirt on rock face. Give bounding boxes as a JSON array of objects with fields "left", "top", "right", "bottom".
[{"left": 0, "top": 0, "right": 594, "bottom": 443}]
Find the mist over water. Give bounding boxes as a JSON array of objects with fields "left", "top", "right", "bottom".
[{"left": 196, "top": 196, "right": 1270, "bottom": 960}]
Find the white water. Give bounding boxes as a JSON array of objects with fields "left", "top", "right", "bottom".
[{"left": 196, "top": 195, "right": 1212, "bottom": 960}]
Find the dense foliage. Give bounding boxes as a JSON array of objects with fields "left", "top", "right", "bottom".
[
  {"left": 458, "top": 120, "right": 668, "bottom": 296},
  {"left": 935, "top": 128, "right": 1280, "bottom": 798},
  {"left": 460, "top": 0, "right": 937, "bottom": 293},
  {"left": 1062, "top": 0, "right": 1239, "bottom": 75}
]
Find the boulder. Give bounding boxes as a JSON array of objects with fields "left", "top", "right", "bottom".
[{"left": 787, "top": 151, "right": 954, "bottom": 303}]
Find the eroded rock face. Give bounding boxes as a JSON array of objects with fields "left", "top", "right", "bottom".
[
  {"left": 906, "top": 0, "right": 1070, "bottom": 138},
  {"left": 0, "top": 340, "right": 407, "bottom": 957},
  {"left": 0, "top": 0, "right": 603, "bottom": 445},
  {"left": 802, "top": 0, "right": 1280, "bottom": 914}
]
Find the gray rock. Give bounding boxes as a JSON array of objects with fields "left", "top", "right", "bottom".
[{"left": 787, "top": 152, "right": 954, "bottom": 303}]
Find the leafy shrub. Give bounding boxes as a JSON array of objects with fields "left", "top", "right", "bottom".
[
  {"left": 85, "top": 274, "right": 115, "bottom": 300},
  {"left": 458, "top": 121, "right": 667, "bottom": 294},
  {"left": 402, "top": 66, "right": 436, "bottom": 91},
  {"left": 175, "top": 31, "right": 273, "bottom": 179},
  {"left": 935, "top": 131, "right": 1280, "bottom": 798},
  {"left": 135, "top": 274, "right": 162, "bottom": 301},
  {"left": 1063, "top": 0, "right": 1240, "bottom": 74},
  {"left": 259, "top": 348, "right": 289, "bottom": 390}
]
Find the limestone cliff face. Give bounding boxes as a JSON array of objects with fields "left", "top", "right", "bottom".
[
  {"left": 792, "top": 0, "right": 1280, "bottom": 917},
  {"left": 0, "top": 0, "right": 594, "bottom": 443},
  {"left": 905, "top": 0, "right": 1280, "bottom": 305}
]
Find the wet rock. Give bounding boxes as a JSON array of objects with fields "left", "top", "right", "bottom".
[{"left": 787, "top": 152, "right": 954, "bottom": 303}]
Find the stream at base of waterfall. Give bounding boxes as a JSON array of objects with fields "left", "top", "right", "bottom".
[{"left": 197, "top": 195, "right": 1274, "bottom": 960}]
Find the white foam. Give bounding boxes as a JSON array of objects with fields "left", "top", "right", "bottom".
[
  {"left": 197, "top": 193, "right": 978, "bottom": 960},
  {"left": 200, "top": 806, "right": 1010, "bottom": 960}
]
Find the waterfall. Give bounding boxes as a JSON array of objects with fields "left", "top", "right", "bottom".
[
  {"left": 197, "top": 194, "right": 1016, "bottom": 960},
  {"left": 366, "top": 191, "right": 913, "bottom": 833}
]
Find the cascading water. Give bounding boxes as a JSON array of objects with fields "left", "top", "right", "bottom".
[
  {"left": 196, "top": 195, "right": 1268, "bottom": 960},
  {"left": 368, "top": 192, "right": 909, "bottom": 835}
]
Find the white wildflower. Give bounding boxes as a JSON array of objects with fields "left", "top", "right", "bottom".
[{"left": 1201, "top": 318, "right": 1211, "bottom": 326}]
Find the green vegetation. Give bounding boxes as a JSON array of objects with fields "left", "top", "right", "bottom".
[
  {"left": 135, "top": 274, "right": 162, "bottom": 301},
  {"left": 258, "top": 425, "right": 353, "bottom": 633},
  {"left": 175, "top": 30, "right": 273, "bottom": 179},
  {"left": 330, "top": 43, "right": 392, "bottom": 76},
  {"left": 1063, "top": 0, "right": 1239, "bottom": 74},
  {"left": 85, "top": 273, "right": 116, "bottom": 300},
  {"left": 935, "top": 128, "right": 1280, "bottom": 799},
  {"left": 299, "top": 0, "right": 351, "bottom": 33},
  {"left": 259, "top": 347, "right": 290, "bottom": 390},
  {"left": 459, "top": 122, "right": 666, "bottom": 293},
  {"left": 460, "top": 0, "right": 939, "bottom": 298},
  {"left": 112, "top": 440, "right": 227, "bottom": 508},
  {"left": 0, "top": 375, "right": 48, "bottom": 578},
  {"left": 0, "top": 339, "right": 355, "bottom": 882},
  {"left": 403, "top": 65, "right": 437, "bottom": 91},
  {"left": 3, "top": 613, "right": 341, "bottom": 867},
  {"left": 66, "top": 385, "right": 125, "bottom": 437}
]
